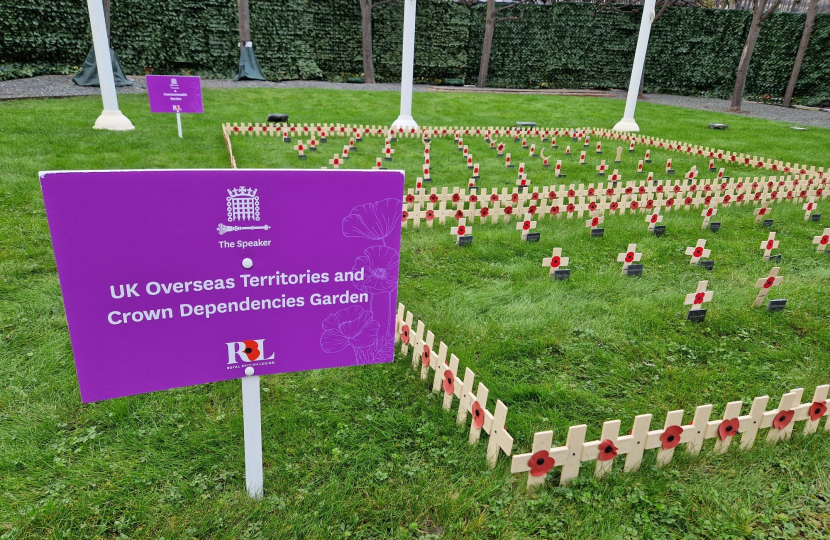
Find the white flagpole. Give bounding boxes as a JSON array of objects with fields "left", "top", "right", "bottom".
[
  {"left": 613, "top": 0, "right": 656, "bottom": 133},
  {"left": 86, "top": 0, "right": 134, "bottom": 130}
]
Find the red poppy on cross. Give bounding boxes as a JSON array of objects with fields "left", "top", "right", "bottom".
[
  {"left": 542, "top": 247, "right": 569, "bottom": 275},
  {"left": 685, "top": 239, "right": 711, "bottom": 265},
  {"left": 802, "top": 198, "right": 817, "bottom": 221},
  {"left": 450, "top": 218, "right": 471, "bottom": 244},
  {"left": 759, "top": 232, "right": 779, "bottom": 261},
  {"left": 753, "top": 267, "right": 783, "bottom": 307},
  {"left": 617, "top": 243, "right": 642, "bottom": 272},
  {"left": 684, "top": 280, "right": 713, "bottom": 311},
  {"left": 813, "top": 228, "right": 830, "bottom": 252},
  {"left": 328, "top": 154, "right": 341, "bottom": 168}
]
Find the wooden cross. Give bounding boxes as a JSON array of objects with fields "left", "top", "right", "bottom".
[
  {"left": 384, "top": 146, "right": 395, "bottom": 161},
  {"left": 467, "top": 155, "right": 473, "bottom": 168},
  {"left": 497, "top": 142, "right": 505, "bottom": 156},
  {"left": 516, "top": 214, "right": 537, "bottom": 239},
  {"left": 754, "top": 205, "right": 771, "bottom": 223},
  {"left": 517, "top": 162, "right": 526, "bottom": 176},
  {"left": 615, "top": 146, "right": 623, "bottom": 163},
  {"left": 516, "top": 174, "right": 529, "bottom": 187},
  {"left": 450, "top": 218, "right": 471, "bottom": 244},
  {"left": 529, "top": 144, "right": 536, "bottom": 158},
  {"left": 555, "top": 160, "right": 564, "bottom": 177},
  {"left": 505, "top": 153, "right": 512, "bottom": 167},
  {"left": 637, "top": 160, "right": 643, "bottom": 173},
  {"left": 644, "top": 149, "right": 651, "bottom": 162},
  {"left": 485, "top": 400, "right": 514, "bottom": 468},
  {"left": 609, "top": 169, "right": 620, "bottom": 183},
  {"left": 803, "top": 197, "right": 817, "bottom": 221},
  {"left": 472, "top": 163, "right": 480, "bottom": 178},
  {"left": 759, "top": 232, "right": 779, "bottom": 261},
  {"left": 753, "top": 267, "right": 783, "bottom": 307},
  {"left": 373, "top": 157, "right": 383, "bottom": 170},
  {"left": 293, "top": 141, "right": 306, "bottom": 158},
  {"left": 308, "top": 136, "right": 317, "bottom": 150},
  {"left": 540, "top": 149, "right": 550, "bottom": 167},
  {"left": 596, "top": 141, "right": 602, "bottom": 154},
  {"left": 328, "top": 154, "right": 341, "bottom": 168},
  {"left": 617, "top": 243, "right": 642, "bottom": 273},
  {"left": 585, "top": 212, "right": 604, "bottom": 231},
  {"left": 685, "top": 239, "right": 711, "bottom": 265},
  {"left": 701, "top": 206, "right": 717, "bottom": 229},
  {"left": 341, "top": 145, "right": 350, "bottom": 159},
  {"left": 579, "top": 151, "right": 586, "bottom": 165},
  {"left": 666, "top": 158, "right": 673, "bottom": 173},
  {"left": 565, "top": 145, "right": 571, "bottom": 156},
  {"left": 596, "top": 161, "right": 607, "bottom": 176},
  {"left": 646, "top": 207, "right": 662, "bottom": 231},
  {"left": 542, "top": 247, "right": 569, "bottom": 275},
  {"left": 813, "top": 228, "right": 830, "bottom": 252},
  {"left": 684, "top": 280, "right": 713, "bottom": 311}
]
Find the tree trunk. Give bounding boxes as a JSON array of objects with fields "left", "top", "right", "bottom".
[
  {"left": 477, "top": 0, "right": 496, "bottom": 88},
  {"left": 730, "top": 2, "right": 766, "bottom": 111},
  {"left": 103, "top": 0, "right": 111, "bottom": 41},
  {"left": 360, "top": 0, "right": 376, "bottom": 84},
  {"left": 238, "top": 0, "right": 251, "bottom": 44},
  {"left": 783, "top": 0, "right": 817, "bottom": 107}
]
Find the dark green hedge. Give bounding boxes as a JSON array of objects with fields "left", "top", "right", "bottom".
[{"left": 1, "top": 1, "right": 827, "bottom": 105}]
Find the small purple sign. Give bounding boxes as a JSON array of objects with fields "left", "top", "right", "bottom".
[
  {"left": 146, "top": 75, "right": 203, "bottom": 113},
  {"left": 40, "top": 169, "right": 404, "bottom": 402}
]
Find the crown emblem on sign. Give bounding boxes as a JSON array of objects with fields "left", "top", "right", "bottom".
[{"left": 226, "top": 186, "right": 260, "bottom": 222}]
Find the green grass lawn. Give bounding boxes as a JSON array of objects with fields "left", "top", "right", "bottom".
[{"left": 2, "top": 88, "right": 830, "bottom": 540}]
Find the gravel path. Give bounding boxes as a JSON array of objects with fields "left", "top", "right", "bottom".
[{"left": 1, "top": 75, "right": 827, "bottom": 129}]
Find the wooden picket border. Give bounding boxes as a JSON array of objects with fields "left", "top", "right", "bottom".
[
  {"left": 394, "top": 301, "right": 830, "bottom": 491},
  {"left": 221, "top": 122, "right": 827, "bottom": 180}
]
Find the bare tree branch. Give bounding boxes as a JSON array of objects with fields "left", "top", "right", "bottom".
[{"left": 761, "top": 0, "right": 783, "bottom": 20}]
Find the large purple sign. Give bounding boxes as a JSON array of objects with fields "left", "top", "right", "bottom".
[
  {"left": 146, "top": 75, "right": 203, "bottom": 113},
  {"left": 40, "top": 169, "right": 404, "bottom": 402}
]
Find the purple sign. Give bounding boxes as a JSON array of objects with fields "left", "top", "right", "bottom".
[
  {"left": 40, "top": 169, "right": 404, "bottom": 402},
  {"left": 146, "top": 75, "right": 203, "bottom": 113}
]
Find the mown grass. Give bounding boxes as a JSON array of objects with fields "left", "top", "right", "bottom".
[{"left": 1, "top": 88, "right": 830, "bottom": 539}]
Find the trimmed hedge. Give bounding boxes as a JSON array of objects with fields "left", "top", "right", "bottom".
[{"left": 1, "top": 0, "right": 827, "bottom": 105}]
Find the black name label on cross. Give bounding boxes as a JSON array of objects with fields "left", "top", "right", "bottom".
[
  {"left": 458, "top": 235, "right": 473, "bottom": 246},
  {"left": 766, "top": 299, "right": 787, "bottom": 312},
  {"left": 709, "top": 222, "right": 721, "bottom": 232},
  {"left": 700, "top": 260, "right": 715, "bottom": 271},
  {"left": 590, "top": 228, "right": 605, "bottom": 237},
  {"left": 626, "top": 264, "right": 643, "bottom": 276},
  {"left": 553, "top": 269, "right": 571, "bottom": 280},
  {"left": 768, "top": 254, "right": 782, "bottom": 262},
  {"left": 687, "top": 309, "right": 707, "bottom": 322},
  {"left": 763, "top": 219, "right": 774, "bottom": 227},
  {"left": 523, "top": 232, "right": 541, "bottom": 242},
  {"left": 652, "top": 225, "right": 666, "bottom": 237},
  {"left": 811, "top": 214, "right": 821, "bottom": 222}
]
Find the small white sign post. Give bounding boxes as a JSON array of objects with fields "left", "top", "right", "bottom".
[
  {"left": 612, "top": 0, "right": 656, "bottom": 133},
  {"left": 85, "top": 0, "right": 134, "bottom": 131},
  {"left": 392, "top": 0, "right": 419, "bottom": 130},
  {"left": 241, "top": 367, "right": 263, "bottom": 498}
]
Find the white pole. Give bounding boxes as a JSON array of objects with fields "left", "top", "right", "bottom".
[
  {"left": 241, "top": 367, "right": 263, "bottom": 499},
  {"left": 176, "top": 112, "right": 182, "bottom": 138},
  {"left": 392, "top": 0, "right": 418, "bottom": 130},
  {"left": 86, "top": 0, "right": 134, "bottom": 131},
  {"left": 612, "top": 0, "right": 656, "bottom": 133}
]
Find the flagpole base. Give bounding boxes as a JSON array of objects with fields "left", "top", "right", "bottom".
[
  {"left": 392, "top": 115, "right": 418, "bottom": 130},
  {"left": 612, "top": 117, "right": 640, "bottom": 133},
  {"left": 93, "top": 110, "right": 135, "bottom": 131}
]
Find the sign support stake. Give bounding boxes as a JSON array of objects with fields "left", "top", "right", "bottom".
[
  {"left": 176, "top": 112, "right": 183, "bottom": 138},
  {"left": 241, "top": 367, "right": 263, "bottom": 499}
]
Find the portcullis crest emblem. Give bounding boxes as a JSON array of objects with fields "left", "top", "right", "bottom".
[{"left": 217, "top": 186, "right": 271, "bottom": 235}]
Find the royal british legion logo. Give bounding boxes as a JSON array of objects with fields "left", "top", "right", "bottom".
[
  {"left": 226, "top": 339, "right": 275, "bottom": 367},
  {"left": 217, "top": 186, "right": 271, "bottom": 235}
]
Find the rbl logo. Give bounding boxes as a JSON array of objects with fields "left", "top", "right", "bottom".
[{"left": 226, "top": 339, "right": 275, "bottom": 364}]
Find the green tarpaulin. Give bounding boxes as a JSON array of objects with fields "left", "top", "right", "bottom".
[
  {"left": 72, "top": 46, "right": 133, "bottom": 87},
  {"left": 235, "top": 45, "right": 266, "bottom": 81}
]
